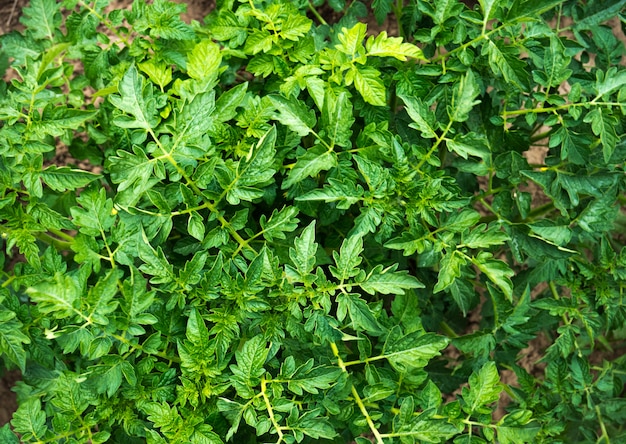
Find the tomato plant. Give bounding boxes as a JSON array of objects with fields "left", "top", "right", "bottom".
[{"left": 1, "top": 0, "right": 626, "bottom": 442}]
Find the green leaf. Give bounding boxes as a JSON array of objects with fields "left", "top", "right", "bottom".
[
  {"left": 10, "top": 399, "right": 47, "bottom": 441},
  {"left": 449, "top": 69, "right": 481, "bottom": 123},
  {"left": 571, "top": 0, "right": 626, "bottom": 32},
  {"left": 40, "top": 165, "right": 101, "bottom": 192},
  {"left": 210, "top": 10, "right": 248, "bottom": 45},
  {"left": 26, "top": 271, "right": 83, "bottom": 319},
  {"left": 34, "top": 108, "right": 99, "bottom": 137},
  {"left": 269, "top": 94, "right": 317, "bottom": 137},
  {"left": 473, "top": 252, "right": 514, "bottom": 300},
  {"left": 462, "top": 361, "right": 502, "bottom": 415},
  {"left": 434, "top": 250, "right": 467, "bottom": 293},
  {"left": 282, "top": 145, "right": 337, "bottom": 189},
  {"left": 401, "top": 95, "right": 437, "bottom": 138},
  {"left": 287, "top": 221, "right": 318, "bottom": 279},
  {"left": 330, "top": 234, "right": 364, "bottom": 280},
  {"left": 109, "top": 65, "right": 159, "bottom": 130},
  {"left": 583, "top": 107, "right": 619, "bottom": 163},
  {"left": 230, "top": 335, "right": 269, "bottom": 398},
  {"left": 19, "top": 0, "right": 61, "bottom": 40},
  {"left": 383, "top": 327, "right": 449, "bottom": 371},
  {"left": 365, "top": 32, "right": 424, "bottom": 61},
  {"left": 447, "top": 133, "right": 490, "bottom": 160},
  {"left": 506, "top": 0, "right": 562, "bottom": 21},
  {"left": 106, "top": 146, "right": 157, "bottom": 198},
  {"left": 462, "top": 224, "right": 509, "bottom": 249},
  {"left": 283, "top": 358, "right": 342, "bottom": 395},
  {"left": 70, "top": 187, "right": 116, "bottom": 236},
  {"left": 353, "top": 67, "right": 386, "bottom": 106},
  {"left": 336, "top": 22, "right": 367, "bottom": 57},
  {"left": 295, "top": 178, "right": 363, "bottom": 209},
  {"left": 188, "top": 39, "right": 222, "bottom": 82},
  {"left": 479, "top": 0, "right": 501, "bottom": 22},
  {"left": 0, "top": 310, "right": 30, "bottom": 371},
  {"left": 336, "top": 292, "right": 384, "bottom": 335},
  {"left": 138, "top": 60, "right": 173, "bottom": 89},
  {"left": 485, "top": 40, "right": 529, "bottom": 91},
  {"left": 214, "top": 82, "right": 248, "bottom": 123},
  {"left": 0, "top": 424, "right": 20, "bottom": 444},
  {"left": 186, "top": 307, "right": 209, "bottom": 345},
  {"left": 360, "top": 264, "right": 424, "bottom": 295},
  {"left": 281, "top": 13, "right": 312, "bottom": 41},
  {"left": 322, "top": 90, "right": 354, "bottom": 148},
  {"left": 259, "top": 206, "right": 299, "bottom": 242}
]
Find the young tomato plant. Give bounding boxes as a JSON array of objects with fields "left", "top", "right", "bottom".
[{"left": 1, "top": 0, "right": 626, "bottom": 442}]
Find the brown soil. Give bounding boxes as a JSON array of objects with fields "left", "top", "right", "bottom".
[{"left": 0, "top": 370, "right": 20, "bottom": 426}]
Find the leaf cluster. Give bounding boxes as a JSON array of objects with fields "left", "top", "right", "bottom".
[{"left": 1, "top": 0, "right": 626, "bottom": 442}]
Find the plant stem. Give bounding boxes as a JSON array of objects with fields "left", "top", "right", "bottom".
[{"left": 330, "top": 342, "right": 384, "bottom": 444}]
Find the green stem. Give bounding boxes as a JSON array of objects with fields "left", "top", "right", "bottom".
[
  {"left": 502, "top": 101, "right": 622, "bottom": 119},
  {"left": 148, "top": 127, "right": 257, "bottom": 256},
  {"left": 439, "top": 320, "right": 459, "bottom": 338},
  {"left": 415, "top": 120, "right": 454, "bottom": 171},
  {"left": 331, "top": 342, "right": 384, "bottom": 444},
  {"left": 307, "top": 1, "right": 328, "bottom": 26},
  {"left": 261, "top": 376, "right": 285, "bottom": 443}
]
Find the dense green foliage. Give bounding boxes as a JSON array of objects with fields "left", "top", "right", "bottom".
[{"left": 1, "top": 0, "right": 626, "bottom": 442}]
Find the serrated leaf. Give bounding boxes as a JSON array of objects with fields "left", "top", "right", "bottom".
[
  {"left": 473, "top": 252, "right": 514, "bottom": 300},
  {"left": 486, "top": 40, "right": 529, "bottom": 91},
  {"left": 41, "top": 165, "right": 101, "bottom": 192},
  {"left": 19, "top": 0, "right": 61, "bottom": 40},
  {"left": 281, "top": 13, "right": 312, "bottom": 41},
  {"left": 188, "top": 39, "right": 222, "bottom": 82},
  {"left": 230, "top": 335, "right": 269, "bottom": 398},
  {"left": 70, "top": 187, "right": 116, "bottom": 236},
  {"left": 401, "top": 95, "right": 437, "bottom": 138},
  {"left": 109, "top": 65, "right": 159, "bottom": 130},
  {"left": 584, "top": 107, "right": 619, "bottom": 163},
  {"left": 34, "top": 108, "right": 98, "bottom": 137},
  {"left": 269, "top": 94, "right": 316, "bottom": 136},
  {"left": 288, "top": 221, "right": 318, "bottom": 278},
  {"left": 10, "top": 399, "right": 47, "bottom": 441},
  {"left": 337, "top": 292, "right": 384, "bottom": 335},
  {"left": 322, "top": 90, "right": 354, "bottom": 148},
  {"left": 450, "top": 69, "right": 481, "bottom": 123},
  {"left": 285, "top": 360, "right": 342, "bottom": 395},
  {"left": 259, "top": 206, "right": 299, "bottom": 242},
  {"left": 361, "top": 264, "right": 424, "bottom": 295},
  {"left": 365, "top": 32, "right": 424, "bottom": 61},
  {"left": 0, "top": 424, "right": 20, "bottom": 444},
  {"left": 106, "top": 146, "right": 157, "bottom": 196},
  {"left": 462, "top": 224, "right": 509, "bottom": 249},
  {"left": 0, "top": 312, "right": 30, "bottom": 371},
  {"left": 282, "top": 145, "right": 337, "bottom": 189},
  {"left": 26, "top": 272, "right": 82, "bottom": 319},
  {"left": 214, "top": 82, "right": 248, "bottom": 123},
  {"left": 479, "top": 0, "right": 501, "bottom": 22},
  {"left": 210, "top": 10, "right": 248, "bottom": 44},
  {"left": 447, "top": 133, "right": 490, "bottom": 160},
  {"left": 353, "top": 67, "right": 386, "bottom": 106},
  {"left": 571, "top": 0, "right": 626, "bottom": 32},
  {"left": 434, "top": 250, "right": 466, "bottom": 293},
  {"left": 331, "top": 234, "right": 364, "bottom": 280},
  {"left": 336, "top": 22, "right": 367, "bottom": 57},
  {"left": 295, "top": 178, "right": 363, "bottom": 209},
  {"left": 462, "top": 361, "right": 502, "bottom": 415},
  {"left": 506, "top": 0, "right": 562, "bottom": 21},
  {"left": 383, "top": 327, "right": 449, "bottom": 371},
  {"left": 138, "top": 60, "right": 172, "bottom": 89}
]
